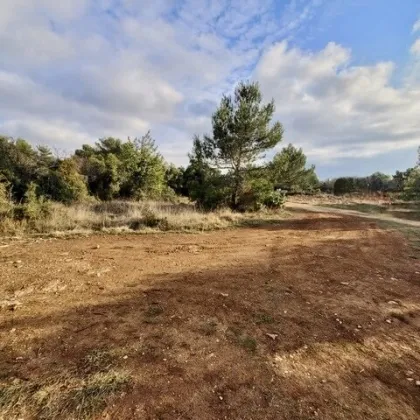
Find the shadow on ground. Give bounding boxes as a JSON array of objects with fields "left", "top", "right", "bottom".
[{"left": 1, "top": 215, "right": 420, "bottom": 419}]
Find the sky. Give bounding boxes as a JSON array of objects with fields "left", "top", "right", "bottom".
[{"left": 0, "top": 0, "right": 419, "bottom": 179}]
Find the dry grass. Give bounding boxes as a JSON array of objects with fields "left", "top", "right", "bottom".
[
  {"left": 2, "top": 214, "right": 420, "bottom": 418},
  {"left": 0, "top": 200, "right": 288, "bottom": 237},
  {"left": 0, "top": 371, "right": 132, "bottom": 420}
]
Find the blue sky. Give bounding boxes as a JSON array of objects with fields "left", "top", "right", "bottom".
[{"left": 0, "top": 0, "right": 419, "bottom": 179}]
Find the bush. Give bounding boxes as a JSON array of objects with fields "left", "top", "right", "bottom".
[
  {"left": 129, "top": 205, "right": 170, "bottom": 230},
  {"left": 21, "top": 183, "right": 52, "bottom": 221},
  {"left": 403, "top": 168, "right": 420, "bottom": 200},
  {"left": 237, "top": 179, "right": 285, "bottom": 211},
  {"left": 0, "top": 181, "right": 13, "bottom": 218},
  {"left": 263, "top": 190, "right": 286, "bottom": 209},
  {"left": 334, "top": 177, "right": 357, "bottom": 195}
]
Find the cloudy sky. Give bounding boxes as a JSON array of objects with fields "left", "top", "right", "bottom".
[{"left": 1, "top": 0, "right": 419, "bottom": 178}]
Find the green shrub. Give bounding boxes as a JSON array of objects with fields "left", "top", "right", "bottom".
[
  {"left": 403, "top": 168, "right": 420, "bottom": 200},
  {"left": 334, "top": 177, "right": 357, "bottom": 195},
  {"left": 237, "top": 178, "right": 285, "bottom": 212},
  {"left": 22, "top": 183, "right": 52, "bottom": 221},
  {"left": 263, "top": 190, "right": 286, "bottom": 209},
  {"left": 237, "top": 178, "right": 272, "bottom": 212},
  {"left": 0, "top": 182, "right": 13, "bottom": 218}
]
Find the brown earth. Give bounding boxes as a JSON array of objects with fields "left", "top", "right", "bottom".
[{"left": 1, "top": 211, "right": 420, "bottom": 419}]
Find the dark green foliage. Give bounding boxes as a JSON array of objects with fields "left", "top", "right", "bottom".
[
  {"left": 48, "top": 159, "right": 89, "bottom": 204},
  {"left": 165, "top": 165, "right": 187, "bottom": 196},
  {"left": 0, "top": 136, "right": 50, "bottom": 200},
  {"left": 403, "top": 168, "right": 420, "bottom": 199},
  {"left": 184, "top": 138, "right": 230, "bottom": 210},
  {"left": 194, "top": 81, "right": 284, "bottom": 209},
  {"left": 333, "top": 173, "right": 395, "bottom": 196},
  {"left": 76, "top": 132, "right": 167, "bottom": 200},
  {"left": 334, "top": 177, "right": 357, "bottom": 195},
  {"left": 269, "top": 144, "right": 319, "bottom": 193},
  {"left": 393, "top": 168, "right": 415, "bottom": 192},
  {"left": 319, "top": 179, "right": 335, "bottom": 194},
  {"left": 263, "top": 190, "right": 286, "bottom": 209}
]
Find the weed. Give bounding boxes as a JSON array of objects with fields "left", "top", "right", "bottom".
[
  {"left": 225, "top": 326, "right": 258, "bottom": 354},
  {"left": 145, "top": 304, "right": 164, "bottom": 317},
  {"left": 240, "top": 336, "right": 258, "bottom": 353},
  {"left": 0, "top": 371, "right": 132, "bottom": 420},
  {"left": 198, "top": 319, "right": 218, "bottom": 336},
  {"left": 80, "top": 349, "right": 114, "bottom": 374},
  {"left": 253, "top": 313, "right": 275, "bottom": 324},
  {"left": 61, "top": 371, "right": 131, "bottom": 419}
]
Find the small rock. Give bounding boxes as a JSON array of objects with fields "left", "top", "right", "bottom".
[
  {"left": 0, "top": 300, "right": 22, "bottom": 311},
  {"left": 321, "top": 379, "right": 327, "bottom": 384},
  {"left": 387, "top": 300, "right": 399, "bottom": 305},
  {"left": 94, "top": 245, "right": 100, "bottom": 249},
  {"left": 357, "top": 325, "right": 362, "bottom": 329},
  {"left": 266, "top": 333, "right": 278, "bottom": 340},
  {"left": 407, "top": 370, "right": 414, "bottom": 376},
  {"left": 10, "top": 328, "right": 16, "bottom": 333},
  {"left": 218, "top": 395, "right": 223, "bottom": 401},
  {"left": 340, "top": 282, "right": 349, "bottom": 286},
  {"left": 219, "top": 293, "right": 229, "bottom": 297},
  {"left": 385, "top": 319, "right": 392, "bottom": 324},
  {"left": 123, "top": 355, "right": 128, "bottom": 360},
  {"left": 407, "top": 378, "right": 414, "bottom": 382},
  {"left": 416, "top": 380, "right": 420, "bottom": 386}
]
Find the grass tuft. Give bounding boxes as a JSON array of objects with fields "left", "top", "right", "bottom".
[{"left": 0, "top": 371, "right": 132, "bottom": 420}]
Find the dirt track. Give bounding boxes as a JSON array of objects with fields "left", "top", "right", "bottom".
[
  {"left": 286, "top": 202, "right": 420, "bottom": 227},
  {"left": 1, "top": 212, "right": 420, "bottom": 419}
]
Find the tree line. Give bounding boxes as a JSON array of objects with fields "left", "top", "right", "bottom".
[
  {"left": 320, "top": 166, "right": 419, "bottom": 198},
  {"left": 1, "top": 81, "right": 419, "bottom": 213},
  {"left": 0, "top": 82, "right": 318, "bottom": 212}
]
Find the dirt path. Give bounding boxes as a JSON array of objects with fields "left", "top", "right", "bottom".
[
  {"left": 286, "top": 202, "right": 420, "bottom": 227},
  {"left": 1, "top": 212, "right": 420, "bottom": 419}
]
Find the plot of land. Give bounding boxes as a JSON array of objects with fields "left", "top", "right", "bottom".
[{"left": 1, "top": 211, "right": 420, "bottom": 419}]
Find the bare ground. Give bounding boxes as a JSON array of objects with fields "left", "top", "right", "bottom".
[
  {"left": 1, "top": 211, "right": 420, "bottom": 419},
  {"left": 286, "top": 202, "right": 420, "bottom": 227}
]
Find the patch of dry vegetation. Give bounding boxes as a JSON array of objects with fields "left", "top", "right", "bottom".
[
  {"left": 0, "top": 370, "right": 132, "bottom": 420},
  {"left": 0, "top": 199, "right": 288, "bottom": 237}
]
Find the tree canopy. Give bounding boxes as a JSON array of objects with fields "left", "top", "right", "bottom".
[{"left": 195, "top": 81, "right": 284, "bottom": 208}]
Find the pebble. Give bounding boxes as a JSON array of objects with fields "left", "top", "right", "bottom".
[
  {"left": 385, "top": 319, "right": 392, "bottom": 324},
  {"left": 416, "top": 381, "right": 420, "bottom": 386},
  {"left": 266, "top": 333, "right": 278, "bottom": 340}
]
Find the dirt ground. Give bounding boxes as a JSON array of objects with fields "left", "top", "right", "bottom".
[{"left": 1, "top": 211, "right": 420, "bottom": 419}]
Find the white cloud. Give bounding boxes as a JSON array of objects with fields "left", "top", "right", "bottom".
[
  {"left": 255, "top": 41, "right": 420, "bottom": 160},
  {"left": 0, "top": 0, "right": 419, "bottom": 170},
  {"left": 411, "top": 39, "right": 420, "bottom": 56},
  {"left": 413, "top": 18, "right": 420, "bottom": 33}
]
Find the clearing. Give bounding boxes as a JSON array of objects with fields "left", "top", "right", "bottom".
[{"left": 1, "top": 210, "right": 420, "bottom": 419}]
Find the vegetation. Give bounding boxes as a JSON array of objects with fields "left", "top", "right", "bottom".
[
  {"left": 327, "top": 163, "right": 419, "bottom": 197},
  {"left": 0, "top": 82, "right": 321, "bottom": 235},
  {"left": 192, "top": 81, "right": 284, "bottom": 209},
  {"left": 1, "top": 80, "right": 418, "bottom": 236},
  {"left": 269, "top": 144, "right": 318, "bottom": 193}
]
